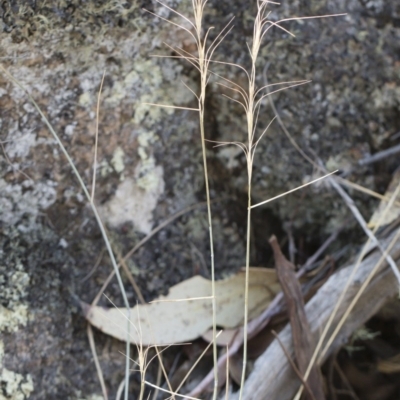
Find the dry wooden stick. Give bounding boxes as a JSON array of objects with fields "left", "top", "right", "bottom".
[{"left": 269, "top": 235, "right": 325, "bottom": 400}]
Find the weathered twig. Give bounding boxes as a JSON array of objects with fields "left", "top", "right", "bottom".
[{"left": 358, "top": 143, "right": 400, "bottom": 166}]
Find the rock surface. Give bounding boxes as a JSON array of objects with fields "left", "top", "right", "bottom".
[{"left": 1, "top": 0, "right": 399, "bottom": 398}]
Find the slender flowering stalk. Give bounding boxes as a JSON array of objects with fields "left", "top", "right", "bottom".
[
  {"left": 146, "top": 1, "right": 233, "bottom": 397},
  {"left": 148, "top": 2, "right": 343, "bottom": 397},
  {"left": 210, "top": 2, "right": 338, "bottom": 398},
  {"left": 213, "top": 3, "right": 308, "bottom": 397}
]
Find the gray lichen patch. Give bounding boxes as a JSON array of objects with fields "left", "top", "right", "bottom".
[
  {"left": 4, "top": 129, "right": 37, "bottom": 160},
  {"left": 0, "top": 178, "right": 57, "bottom": 232}
]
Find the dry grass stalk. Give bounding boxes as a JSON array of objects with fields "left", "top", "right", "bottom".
[
  {"left": 0, "top": 64, "right": 132, "bottom": 400},
  {"left": 212, "top": 3, "right": 344, "bottom": 398},
  {"left": 145, "top": 2, "right": 234, "bottom": 395}
]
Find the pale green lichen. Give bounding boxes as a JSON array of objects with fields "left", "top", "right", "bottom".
[
  {"left": 0, "top": 233, "right": 34, "bottom": 399},
  {"left": 137, "top": 130, "right": 156, "bottom": 148},
  {"left": 0, "top": 369, "right": 34, "bottom": 400},
  {"left": 78, "top": 92, "right": 92, "bottom": 107},
  {"left": 325, "top": 154, "right": 353, "bottom": 174},
  {"left": 111, "top": 146, "right": 125, "bottom": 176},
  {"left": 135, "top": 130, "right": 161, "bottom": 191},
  {"left": 99, "top": 159, "right": 113, "bottom": 177},
  {"left": 131, "top": 59, "right": 195, "bottom": 126},
  {"left": 0, "top": 304, "right": 29, "bottom": 334},
  {"left": 0, "top": 340, "right": 34, "bottom": 400},
  {"left": 105, "top": 80, "right": 127, "bottom": 105},
  {"left": 105, "top": 59, "right": 164, "bottom": 109},
  {"left": 135, "top": 159, "right": 163, "bottom": 193},
  {"left": 344, "top": 326, "right": 381, "bottom": 355},
  {"left": 0, "top": 267, "right": 30, "bottom": 333}
]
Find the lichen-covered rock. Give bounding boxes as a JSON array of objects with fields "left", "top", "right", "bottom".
[{"left": 1, "top": 0, "right": 399, "bottom": 397}]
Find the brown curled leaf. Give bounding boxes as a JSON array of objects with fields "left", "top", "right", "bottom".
[{"left": 269, "top": 235, "right": 325, "bottom": 400}]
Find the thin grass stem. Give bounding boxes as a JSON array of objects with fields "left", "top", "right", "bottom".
[
  {"left": 0, "top": 66, "right": 132, "bottom": 400},
  {"left": 250, "top": 171, "right": 338, "bottom": 209},
  {"left": 87, "top": 324, "right": 108, "bottom": 400},
  {"left": 142, "top": 102, "right": 199, "bottom": 111},
  {"left": 149, "top": 1, "right": 224, "bottom": 397},
  {"left": 91, "top": 70, "right": 105, "bottom": 202}
]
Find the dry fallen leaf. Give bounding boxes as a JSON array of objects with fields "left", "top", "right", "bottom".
[
  {"left": 368, "top": 167, "right": 400, "bottom": 228},
  {"left": 82, "top": 267, "right": 280, "bottom": 345},
  {"left": 202, "top": 327, "right": 238, "bottom": 346}
]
